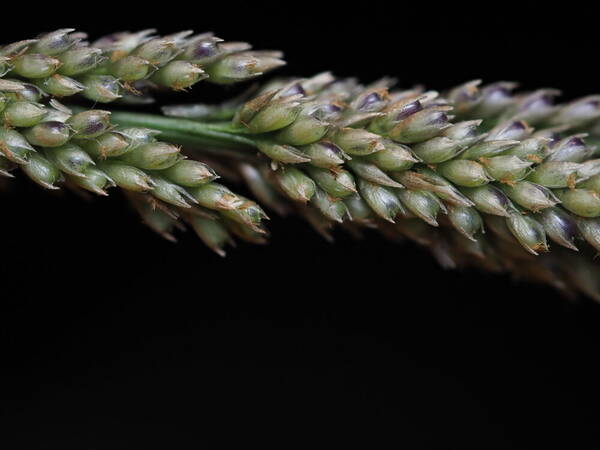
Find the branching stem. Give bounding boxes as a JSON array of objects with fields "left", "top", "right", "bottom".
[{"left": 103, "top": 110, "right": 257, "bottom": 150}]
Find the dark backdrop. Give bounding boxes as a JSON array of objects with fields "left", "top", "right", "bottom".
[{"left": 2, "top": 6, "right": 600, "bottom": 449}]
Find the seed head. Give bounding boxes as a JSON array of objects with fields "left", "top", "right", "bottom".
[
  {"left": 67, "top": 166, "right": 115, "bottom": 196},
  {"left": 506, "top": 212, "right": 548, "bottom": 255},
  {"left": 30, "top": 29, "right": 77, "bottom": 56},
  {"left": 274, "top": 114, "right": 329, "bottom": 146},
  {"left": 57, "top": 47, "right": 105, "bottom": 76},
  {"left": 0, "top": 128, "right": 36, "bottom": 164},
  {"left": 220, "top": 197, "right": 269, "bottom": 233},
  {"left": 97, "top": 161, "right": 155, "bottom": 192},
  {"left": 119, "top": 141, "right": 182, "bottom": 170},
  {"left": 150, "top": 176, "right": 197, "bottom": 208},
  {"left": 275, "top": 166, "right": 316, "bottom": 203},
  {"left": 437, "top": 159, "right": 492, "bottom": 187},
  {"left": 546, "top": 135, "right": 594, "bottom": 163},
  {"left": 255, "top": 140, "right": 310, "bottom": 164},
  {"left": 305, "top": 166, "right": 356, "bottom": 198},
  {"left": 480, "top": 155, "right": 533, "bottom": 184},
  {"left": 2, "top": 101, "right": 47, "bottom": 127},
  {"left": 80, "top": 75, "right": 122, "bottom": 103},
  {"left": 346, "top": 158, "right": 404, "bottom": 188},
  {"left": 388, "top": 106, "right": 452, "bottom": 144},
  {"left": 365, "top": 140, "right": 417, "bottom": 171},
  {"left": 556, "top": 188, "right": 600, "bottom": 217},
  {"left": 539, "top": 207, "right": 579, "bottom": 251},
  {"left": 188, "top": 182, "right": 245, "bottom": 210},
  {"left": 310, "top": 187, "right": 351, "bottom": 223},
  {"left": 11, "top": 54, "right": 62, "bottom": 78},
  {"left": 151, "top": 60, "right": 207, "bottom": 90},
  {"left": 397, "top": 189, "right": 444, "bottom": 226},
  {"left": 331, "top": 128, "right": 385, "bottom": 156},
  {"left": 357, "top": 178, "right": 403, "bottom": 223},
  {"left": 21, "top": 152, "right": 62, "bottom": 189},
  {"left": 461, "top": 185, "right": 514, "bottom": 217},
  {"left": 79, "top": 131, "right": 131, "bottom": 159},
  {"left": 205, "top": 51, "right": 285, "bottom": 84},
  {"left": 45, "top": 143, "right": 95, "bottom": 178},
  {"left": 447, "top": 205, "right": 484, "bottom": 241},
  {"left": 22, "top": 121, "right": 70, "bottom": 148},
  {"left": 527, "top": 161, "right": 582, "bottom": 188},
  {"left": 67, "top": 110, "right": 112, "bottom": 138},
  {"left": 300, "top": 141, "right": 348, "bottom": 169},
  {"left": 162, "top": 160, "right": 218, "bottom": 187},
  {"left": 34, "top": 75, "right": 85, "bottom": 97},
  {"left": 460, "top": 139, "right": 519, "bottom": 160}
]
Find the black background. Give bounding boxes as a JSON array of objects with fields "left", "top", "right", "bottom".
[{"left": 2, "top": 5, "right": 600, "bottom": 448}]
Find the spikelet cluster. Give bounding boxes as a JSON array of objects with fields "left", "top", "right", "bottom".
[
  {"left": 3, "top": 28, "right": 600, "bottom": 299},
  {"left": 164, "top": 74, "right": 600, "bottom": 298},
  {"left": 0, "top": 29, "right": 280, "bottom": 253}
]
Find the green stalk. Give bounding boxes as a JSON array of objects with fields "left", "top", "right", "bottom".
[
  {"left": 155, "top": 128, "right": 262, "bottom": 162},
  {"left": 91, "top": 110, "right": 257, "bottom": 150}
]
